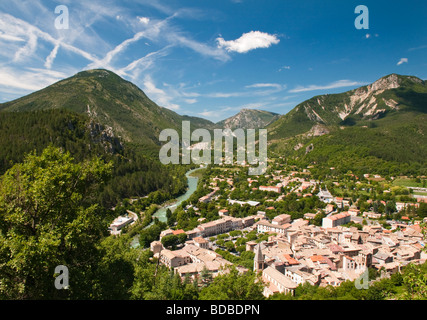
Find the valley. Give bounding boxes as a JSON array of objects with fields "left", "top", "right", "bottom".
[{"left": 0, "top": 69, "right": 426, "bottom": 301}]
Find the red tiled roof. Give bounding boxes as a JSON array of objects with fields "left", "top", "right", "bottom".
[{"left": 172, "top": 229, "right": 185, "bottom": 235}]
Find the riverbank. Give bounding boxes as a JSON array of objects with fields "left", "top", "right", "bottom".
[{"left": 130, "top": 166, "right": 204, "bottom": 248}]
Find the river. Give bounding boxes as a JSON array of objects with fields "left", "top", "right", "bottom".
[
  {"left": 151, "top": 166, "right": 204, "bottom": 223},
  {"left": 130, "top": 166, "right": 203, "bottom": 248}
]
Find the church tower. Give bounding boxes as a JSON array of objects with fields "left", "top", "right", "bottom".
[{"left": 254, "top": 243, "right": 265, "bottom": 272}]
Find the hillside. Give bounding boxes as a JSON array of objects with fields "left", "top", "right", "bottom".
[
  {"left": 0, "top": 109, "right": 191, "bottom": 207},
  {"left": 268, "top": 74, "right": 427, "bottom": 140},
  {"left": 268, "top": 74, "right": 427, "bottom": 176},
  {"left": 0, "top": 69, "right": 216, "bottom": 151},
  {"left": 217, "top": 108, "right": 280, "bottom": 130}
]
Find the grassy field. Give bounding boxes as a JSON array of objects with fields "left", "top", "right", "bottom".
[{"left": 392, "top": 178, "right": 424, "bottom": 188}]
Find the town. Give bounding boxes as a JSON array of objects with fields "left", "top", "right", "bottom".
[{"left": 111, "top": 157, "right": 427, "bottom": 298}]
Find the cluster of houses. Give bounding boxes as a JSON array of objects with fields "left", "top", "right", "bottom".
[
  {"left": 150, "top": 207, "right": 426, "bottom": 297},
  {"left": 252, "top": 215, "right": 426, "bottom": 297},
  {"left": 129, "top": 167, "right": 426, "bottom": 296}
]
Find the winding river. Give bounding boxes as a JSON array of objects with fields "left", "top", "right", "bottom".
[
  {"left": 151, "top": 166, "right": 203, "bottom": 223},
  {"left": 130, "top": 167, "right": 203, "bottom": 248}
]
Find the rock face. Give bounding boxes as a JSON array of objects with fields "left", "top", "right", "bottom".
[{"left": 217, "top": 109, "right": 280, "bottom": 130}]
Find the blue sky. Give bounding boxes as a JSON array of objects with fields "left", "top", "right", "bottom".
[{"left": 0, "top": 0, "right": 426, "bottom": 122}]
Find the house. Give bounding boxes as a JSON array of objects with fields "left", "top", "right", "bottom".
[
  {"left": 272, "top": 214, "right": 291, "bottom": 225},
  {"left": 363, "top": 211, "right": 382, "bottom": 219},
  {"left": 284, "top": 265, "right": 319, "bottom": 286},
  {"left": 218, "top": 209, "right": 229, "bottom": 216},
  {"left": 373, "top": 251, "right": 393, "bottom": 265},
  {"left": 193, "top": 237, "right": 209, "bottom": 249},
  {"left": 304, "top": 213, "right": 317, "bottom": 220},
  {"left": 150, "top": 241, "right": 163, "bottom": 255}
]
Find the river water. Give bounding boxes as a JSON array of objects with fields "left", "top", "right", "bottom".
[
  {"left": 130, "top": 166, "right": 203, "bottom": 248},
  {"left": 151, "top": 166, "right": 203, "bottom": 223}
]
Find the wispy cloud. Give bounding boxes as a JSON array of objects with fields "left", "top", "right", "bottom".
[
  {"left": 408, "top": 44, "right": 427, "bottom": 52},
  {"left": 0, "top": 67, "right": 68, "bottom": 92},
  {"left": 142, "top": 75, "right": 180, "bottom": 110},
  {"left": 216, "top": 31, "right": 280, "bottom": 53},
  {"left": 245, "top": 83, "right": 284, "bottom": 90},
  {"left": 397, "top": 58, "right": 408, "bottom": 66},
  {"left": 279, "top": 65, "right": 291, "bottom": 71},
  {"left": 289, "top": 80, "right": 366, "bottom": 93}
]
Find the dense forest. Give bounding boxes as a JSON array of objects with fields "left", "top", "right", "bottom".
[{"left": 0, "top": 109, "right": 189, "bottom": 208}]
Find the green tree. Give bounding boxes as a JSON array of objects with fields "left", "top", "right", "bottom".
[
  {"left": 199, "top": 266, "right": 265, "bottom": 300},
  {"left": 0, "top": 146, "right": 112, "bottom": 299}
]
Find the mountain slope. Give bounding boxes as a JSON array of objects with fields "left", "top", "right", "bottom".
[
  {"left": 268, "top": 74, "right": 427, "bottom": 176},
  {"left": 0, "top": 69, "right": 216, "bottom": 150},
  {"left": 268, "top": 74, "right": 427, "bottom": 140},
  {"left": 217, "top": 108, "right": 280, "bottom": 130}
]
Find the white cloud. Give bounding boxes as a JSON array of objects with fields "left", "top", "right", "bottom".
[
  {"left": 198, "top": 110, "right": 216, "bottom": 117},
  {"left": 170, "top": 33, "right": 230, "bottom": 62},
  {"left": 289, "top": 80, "right": 366, "bottom": 93},
  {"left": 245, "top": 83, "right": 283, "bottom": 90},
  {"left": 184, "top": 98, "right": 198, "bottom": 104},
  {"left": 279, "top": 65, "right": 291, "bottom": 71},
  {"left": 44, "top": 43, "right": 60, "bottom": 69},
  {"left": 138, "top": 16, "right": 150, "bottom": 24},
  {"left": 397, "top": 58, "right": 408, "bottom": 66},
  {"left": 0, "top": 32, "right": 25, "bottom": 42},
  {"left": 142, "top": 75, "right": 180, "bottom": 110},
  {"left": 216, "top": 31, "right": 280, "bottom": 53},
  {"left": 0, "top": 67, "right": 68, "bottom": 93}
]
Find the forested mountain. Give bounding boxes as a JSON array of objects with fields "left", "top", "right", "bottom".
[
  {"left": 267, "top": 74, "right": 427, "bottom": 176},
  {"left": 0, "top": 69, "right": 217, "bottom": 151},
  {"left": 0, "top": 109, "right": 189, "bottom": 207},
  {"left": 0, "top": 69, "right": 214, "bottom": 207}
]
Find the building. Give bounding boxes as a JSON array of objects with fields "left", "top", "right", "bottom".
[
  {"left": 199, "top": 189, "right": 218, "bottom": 203},
  {"left": 150, "top": 241, "right": 163, "bottom": 255},
  {"left": 322, "top": 212, "right": 351, "bottom": 228},
  {"left": 257, "top": 220, "right": 292, "bottom": 235},
  {"left": 317, "top": 190, "right": 334, "bottom": 203},
  {"left": 109, "top": 215, "right": 134, "bottom": 235},
  {"left": 259, "top": 186, "right": 282, "bottom": 193},
  {"left": 254, "top": 244, "right": 265, "bottom": 272},
  {"left": 193, "top": 237, "right": 209, "bottom": 249},
  {"left": 272, "top": 214, "right": 291, "bottom": 225},
  {"left": 218, "top": 209, "right": 229, "bottom": 216},
  {"left": 262, "top": 266, "right": 298, "bottom": 297},
  {"left": 159, "top": 249, "right": 192, "bottom": 268}
]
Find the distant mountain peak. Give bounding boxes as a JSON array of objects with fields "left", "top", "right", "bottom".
[{"left": 217, "top": 108, "right": 280, "bottom": 130}]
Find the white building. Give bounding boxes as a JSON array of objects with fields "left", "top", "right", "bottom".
[{"left": 322, "top": 212, "right": 351, "bottom": 228}]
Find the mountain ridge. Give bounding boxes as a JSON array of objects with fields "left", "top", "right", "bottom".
[
  {"left": 217, "top": 108, "right": 280, "bottom": 130},
  {"left": 0, "top": 69, "right": 217, "bottom": 150},
  {"left": 267, "top": 73, "right": 427, "bottom": 140}
]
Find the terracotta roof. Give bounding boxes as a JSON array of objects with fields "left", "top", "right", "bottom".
[
  {"left": 310, "top": 255, "right": 326, "bottom": 263},
  {"left": 284, "top": 254, "right": 300, "bottom": 265},
  {"left": 172, "top": 229, "right": 185, "bottom": 235}
]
